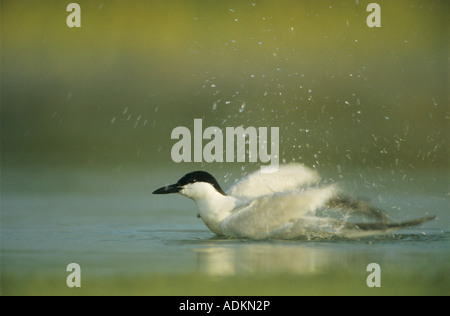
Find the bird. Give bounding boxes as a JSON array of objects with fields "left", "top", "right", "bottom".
[{"left": 153, "top": 163, "right": 435, "bottom": 239}]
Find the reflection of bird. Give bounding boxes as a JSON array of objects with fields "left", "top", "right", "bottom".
[{"left": 153, "top": 164, "right": 435, "bottom": 239}]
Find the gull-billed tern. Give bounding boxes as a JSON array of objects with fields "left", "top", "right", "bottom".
[{"left": 153, "top": 164, "right": 435, "bottom": 239}]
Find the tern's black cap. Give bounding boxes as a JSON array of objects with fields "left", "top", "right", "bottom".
[{"left": 153, "top": 171, "right": 227, "bottom": 196}]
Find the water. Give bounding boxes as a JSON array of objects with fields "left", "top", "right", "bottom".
[{"left": 1, "top": 165, "right": 449, "bottom": 295}]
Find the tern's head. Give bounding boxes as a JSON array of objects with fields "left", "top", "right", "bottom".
[{"left": 153, "top": 171, "right": 227, "bottom": 200}]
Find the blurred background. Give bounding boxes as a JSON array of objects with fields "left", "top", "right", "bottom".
[
  {"left": 1, "top": 0, "right": 449, "bottom": 295},
  {"left": 2, "top": 0, "right": 448, "bottom": 172}
]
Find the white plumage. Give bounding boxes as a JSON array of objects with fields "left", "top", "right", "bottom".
[{"left": 153, "top": 164, "right": 435, "bottom": 239}]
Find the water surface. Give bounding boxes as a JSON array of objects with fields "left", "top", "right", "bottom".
[{"left": 1, "top": 166, "right": 448, "bottom": 295}]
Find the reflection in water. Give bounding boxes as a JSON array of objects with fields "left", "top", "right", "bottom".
[
  {"left": 195, "top": 243, "right": 333, "bottom": 276},
  {"left": 194, "top": 230, "right": 450, "bottom": 277}
]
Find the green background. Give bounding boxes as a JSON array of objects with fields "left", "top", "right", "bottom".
[{"left": 2, "top": 0, "right": 448, "bottom": 170}]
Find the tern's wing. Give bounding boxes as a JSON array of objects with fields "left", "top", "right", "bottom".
[
  {"left": 226, "top": 163, "right": 320, "bottom": 199},
  {"left": 338, "top": 215, "right": 437, "bottom": 238},
  {"left": 278, "top": 215, "right": 437, "bottom": 239},
  {"left": 221, "top": 185, "right": 336, "bottom": 239}
]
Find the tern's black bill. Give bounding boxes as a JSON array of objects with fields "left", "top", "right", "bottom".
[{"left": 152, "top": 184, "right": 180, "bottom": 194}]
